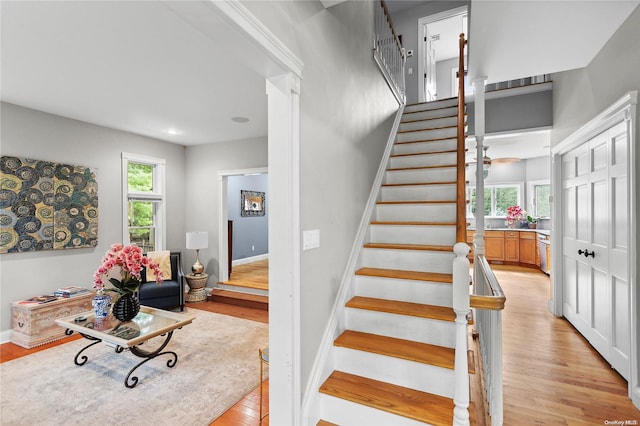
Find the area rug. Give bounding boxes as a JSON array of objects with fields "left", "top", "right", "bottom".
[{"left": 0, "top": 308, "right": 268, "bottom": 425}]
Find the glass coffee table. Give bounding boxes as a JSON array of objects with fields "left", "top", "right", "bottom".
[{"left": 56, "top": 306, "right": 195, "bottom": 388}]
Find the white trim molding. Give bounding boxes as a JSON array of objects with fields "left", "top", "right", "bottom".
[{"left": 550, "top": 90, "right": 638, "bottom": 410}]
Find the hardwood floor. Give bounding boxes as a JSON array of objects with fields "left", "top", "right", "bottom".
[
  {"left": 493, "top": 264, "right": 640, "bottom": 424},
  {"left": 220, "top": 259, "right": 269, "bottom": 291},
  {"left": 3, "top": 264, "right": 638, "bottom": 424}
]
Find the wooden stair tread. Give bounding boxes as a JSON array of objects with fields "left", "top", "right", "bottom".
[
  {"left": 356, "top": 267, "right": 452, "bottom": 283},
  {"left": 316, "top": 421, "right": 338, "bottom": 426},
  {"left": 394, "top": 135, "right": 464, "bottom": 144},
  {"left": 391, "top": 149, "right": 457, "bottom": 157},
  {"left": 346, "top": 296, "right": 456, "bottom": 322},
  {"left": 370, "top": 221, "right": 456, "bottom": 226},
  {"left": 377, "top": 199, "right": 455, "bottom": 205},
  {"left": 398, "top": 125, "right": 458, "bottom": 134},
  {"left": 210, "top": 289, "right": 268, "bottom": 303},
  {"left": 335, "top": 330, "right": 455, "bottom": 369},
  {"left": 401, "top": 114, "right": 459, "bottom": 123},
  {"left": 381, "top": 181, "right": 456, "bottom": 187},
  {"left": 387, "top": 164, "right": 456, "bottom": 171},
  {"left": 319, "top": 371, "right": 454, "bottom": 425},
  {"left": 364, "top": 243, "right": 453, "bottom": 252}
]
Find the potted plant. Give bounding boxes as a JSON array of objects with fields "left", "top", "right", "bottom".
[
  {"left": 93, "top": 243, "right": 164, "bottom": 321},
  {"left": 527, "top": 215, "right": 538, "bottom": 229}
]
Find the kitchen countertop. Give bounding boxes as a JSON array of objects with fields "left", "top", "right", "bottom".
[{"left": 468, "top": 227, "right": 550, "bottom": 236}]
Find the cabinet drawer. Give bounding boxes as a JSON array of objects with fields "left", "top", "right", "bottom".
[
  {"left": 485, "top": 231, "right": 505, "bottom": 238},
  {"left": 519, "top": 231, "right": 536, "bottom": 239}
]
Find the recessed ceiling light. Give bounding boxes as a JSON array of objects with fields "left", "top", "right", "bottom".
[
  {"left": 166, "top": 128, "right": 181, "bottom": 135},
  {"left": 232, "top": 116, "right": 250, "bottom": 123}
]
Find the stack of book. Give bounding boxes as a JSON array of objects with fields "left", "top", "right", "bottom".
[
  {"left": 53, "top": 286, "right": 91, "bottom": 298},
  {"left": 18, "top": 295, "right": 58, "bottom": 304}
]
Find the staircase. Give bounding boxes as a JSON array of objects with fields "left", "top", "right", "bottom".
[{"left": 313, "top": 97, "right": 472, "bottom": 425}]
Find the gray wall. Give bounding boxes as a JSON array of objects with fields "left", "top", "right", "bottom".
[
  {"left": 228, "top": 174, "right": 269, "bottom": 260},
  {"left": 241, "top": 0, "right": 399, "bottom": 391},
  {"left": 0, "top": 102, "right": 187, "bottom": 332},
  {"left": 391, "top": 1, "right": 468, "bottom": 104},
  {"left": 467, "top": 90, "right": 553, "bottom": 135},
  {"left": 550, "top": 3, "right": 640, "bottom": 388},
  {"left": 184, "top": 137, "right": 268, "bottom": 280},
  {"left": 436, "top": 57, "right": 458, "bottom": 99}
]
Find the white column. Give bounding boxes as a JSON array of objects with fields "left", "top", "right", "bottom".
[{"left": 472, "top": 77, "right": 487, "bottom": 292}]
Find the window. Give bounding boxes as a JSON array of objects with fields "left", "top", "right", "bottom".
[
  {"left": 467, "top": 184, "right": 521, "bottom": 217},
  {"left": 528, "top": 181, "right": 551, "bottom": 218},
  {"left": 122, "top": 153, "right": 166, "bottom": 251}
]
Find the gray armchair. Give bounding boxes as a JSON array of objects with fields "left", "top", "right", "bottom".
[{"left": 138, "top": 251, "right": 185, "bottom": 311}]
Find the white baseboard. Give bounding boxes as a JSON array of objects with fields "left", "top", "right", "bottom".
[
  {"left": 1, "top": 329, "right": 12, "bottom": 344},
  {"left": 231, "top": 253, "right": 269, "bottom": 267}
]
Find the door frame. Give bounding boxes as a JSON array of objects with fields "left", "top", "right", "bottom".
[
  {"left": 550, "top": 91, "right": 638, "bottom": 406},
  {"left": 417, "top": 5, "right": 467, "bottom": 103},
  {"left": 217, "top": 167, "right": 269, "bottom": 283}
]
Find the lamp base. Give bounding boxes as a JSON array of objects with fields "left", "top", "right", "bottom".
[{"left": 191, "top": 249, "right": 204, "bottom": 274}]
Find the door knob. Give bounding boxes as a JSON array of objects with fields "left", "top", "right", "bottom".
[{"left": 578, "top": 249, "right": 595, "bottom": 258}]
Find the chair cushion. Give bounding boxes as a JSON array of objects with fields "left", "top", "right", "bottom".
[{"left": 139, "top": 280, "right": 180, "bottom": 299}]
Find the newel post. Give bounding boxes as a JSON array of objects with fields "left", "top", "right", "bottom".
[{"left": 453, "top": 242, "right": 470, "bottom": 426}]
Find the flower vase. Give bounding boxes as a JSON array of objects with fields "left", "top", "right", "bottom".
[
  {"left": 92, "top": 294, "right": 112, "bottom": 319},
  {"left": 112, "top": 293, "right": 140, "bottom": 322}
]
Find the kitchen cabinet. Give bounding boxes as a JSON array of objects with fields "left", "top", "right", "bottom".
[
  {"left": 519, "top": 232, "right": 536, "bottom": 265},
  {"left": 505, "top": 231, "right": 519, "bottom": 262},
  {"left": 467, "top": 230, "right": 475, "bottom": 261},
  {"left": 485, "top": 231, "right": 505, "bottom": 261}
]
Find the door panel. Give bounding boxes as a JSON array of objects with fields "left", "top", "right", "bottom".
[{"left": 561, "top": 122, "right": 630, "bottom": 381}]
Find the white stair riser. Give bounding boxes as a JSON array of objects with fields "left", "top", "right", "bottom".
[
  {"left": 318, "top": 394, "right": 429, "bottom": 426},
  {"left": 396, "top": 126, "right": 458, "bottom": 143},
  {"left": 369, "top": 224, "right": 456, "bottom": 246},
  {"left": 402, "top": 106, "right": 458, "bottom": 122},
  {"left": 389, "top": 152, "right": 457, "bottom": 169},
  {"left": 345, "top": 308, "right": 456, "bottom": 348},
  {"left": 361, "top": 248, "right": 454, "bottom": 274},
  {"left": 380, "top": 184, "right": 456, "bottom": 202},
  {"left": 393, "top": 139, "right": 457, "bottom": 155},
  {"left": 405, "top": 98, "right": 458, "bottom": 113},
  {"left": 354, "top": 275, "right": 453, "bottom": 307},
  {"left": 399, "top": 116, "right": 458, "bottom": 132},
  {"left": 333, "top": 347, "right": 455, "bottom": 397},
  {"left": 384, "top": 167, "right": 456, "bottom": 184},
  {"left": 375, "top": 203, "right": 456, "bottom": 222}
]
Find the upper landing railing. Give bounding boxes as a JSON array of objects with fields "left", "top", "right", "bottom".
[{"left": 373, "top": 0, "right": 406, "bottom": 104}]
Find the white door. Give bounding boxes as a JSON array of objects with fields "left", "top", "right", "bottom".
[
  {"left": 423, "top": 24, "right": 436, "bottom": 101},
  {"left": 561, "top": 120, "right": 630, "bottom": 380}
]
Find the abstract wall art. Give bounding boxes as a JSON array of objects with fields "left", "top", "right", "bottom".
[{"left": 0, "top": 156, "right": 98, "bottom": 253}]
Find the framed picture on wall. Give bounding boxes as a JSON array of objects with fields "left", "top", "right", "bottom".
[{"left": 240, "top": 190, "right": 265, "bottom": 217}]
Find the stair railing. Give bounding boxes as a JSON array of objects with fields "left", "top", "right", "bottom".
[
  {"left": 451, "top": 32, "right": 471, "bottom": 426},
  {"left": 456, "top": 33, "right": 467, "bottom": 244},
  {"left": 373, "top": 0, "right": 406, "bottom": 104},
  {"left": 470, "top": 255, "right": 506, "bottom": 425}
]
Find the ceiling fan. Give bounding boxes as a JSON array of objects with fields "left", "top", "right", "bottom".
[{"left": 466, "top": 146, "right": 520, "bottom": 177}]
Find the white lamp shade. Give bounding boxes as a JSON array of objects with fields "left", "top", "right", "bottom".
[{"left": 186, "top": 231, "right": 208, "bottom": 249}]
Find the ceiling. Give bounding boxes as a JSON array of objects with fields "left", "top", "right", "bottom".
[
  {"left": 2, "top": 1, "right": 638, "bottom": 155},
  {"left": 1, "top": 1, "right": 268, "bottom": 146}
]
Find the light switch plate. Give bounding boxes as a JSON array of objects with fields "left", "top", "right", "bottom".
[{"left": 303, "top": 229, "right": 320, "bottom": 250}]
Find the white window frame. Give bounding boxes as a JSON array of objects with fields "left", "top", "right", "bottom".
[
  {"left": 121, "top": 152, "right": 166, "bottom": 250},
  {"left": 467, "top": 183, "right": 523, "bottom": 218},
  {"left": 527, "top": 179, "right": 551, "bottom": 219}
]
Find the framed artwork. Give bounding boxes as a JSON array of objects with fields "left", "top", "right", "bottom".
[
  {"left": 0, "top": 156, "right": 98, "bottom": 253},
  {"left": 240, "top": 190, "right": 265, "bottom": 217}
]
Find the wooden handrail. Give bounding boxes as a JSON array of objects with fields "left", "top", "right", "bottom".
[
  {"left": 380, "top": 0, "right": 404, "bottom": 58},
  {"left": 470, "top": 254, "right": 506, "bottom": 310},
  {"left": 456, "top": 33, "right": 467, "bottom": 244}
]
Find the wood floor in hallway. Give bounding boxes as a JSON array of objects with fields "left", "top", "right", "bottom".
[
  {"left": 220, "top": 259, "right": 269, "bottom": 291},
  {"left": 494, "top": 264, "right": 639, "bottom": 424}
]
